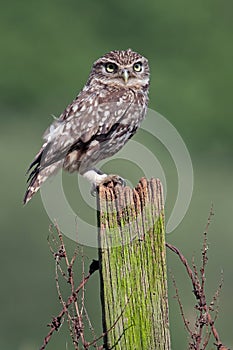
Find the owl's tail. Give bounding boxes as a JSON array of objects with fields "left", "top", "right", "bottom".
[{"left": 23, "top": 161, "right": 62, "bottom": 204}]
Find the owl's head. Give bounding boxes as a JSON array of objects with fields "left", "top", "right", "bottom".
[{"left": 88, "top": 49, "right": 150, "bottom": 89}]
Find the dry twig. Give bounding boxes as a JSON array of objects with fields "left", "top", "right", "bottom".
[
  {"left": 166, "top": 206, "right": 229, "bottom": 350},
  {"left": 39, "top": 224, "right": 99, "bottom": 350},
  {"left": 40, "top": 224, "right": 132, "bottom": 350}
]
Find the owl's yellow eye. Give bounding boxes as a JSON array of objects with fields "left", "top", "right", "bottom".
[
  {"left": 133, "top": 62, "right": 142, "bottom": 72},
  {"left": 105, "top": 63, "right": 118, "bottom": 73}
]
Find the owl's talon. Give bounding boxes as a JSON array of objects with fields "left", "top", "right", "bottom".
[
  {"left": 90, "top": 175, "right": 126, "bottom": 196},
  {"left": 100, "top": 174, "right": 126, "bottom": 188}
]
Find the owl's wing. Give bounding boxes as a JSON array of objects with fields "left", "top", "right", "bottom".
[
  {"left": 24, "top": 87, "right": 136, "bottom": 203},
  {"left": 40, "top": 87, "right": 136, "bottom": 167}
]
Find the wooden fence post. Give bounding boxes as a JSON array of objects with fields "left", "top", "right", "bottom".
[{"left": 97, "top": 178, "right": 171, "bottom": 349}]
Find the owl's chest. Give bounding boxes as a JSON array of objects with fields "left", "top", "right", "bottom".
[{"left": 97, "top": 103, "right": 146, "bottom": 154}]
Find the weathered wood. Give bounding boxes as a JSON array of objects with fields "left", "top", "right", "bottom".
[{"left": 98, "top": 178, "right": 171, "bottom": 350}]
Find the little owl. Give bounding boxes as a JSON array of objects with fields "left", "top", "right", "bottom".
[{"left": 24, "top": 49, "right": 150, "bottom": 204}]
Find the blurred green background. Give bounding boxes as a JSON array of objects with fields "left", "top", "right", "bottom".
[{"left": 1, "top": 0, "right": 233, "bottom": 349}]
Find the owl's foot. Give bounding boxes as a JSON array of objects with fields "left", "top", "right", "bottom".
[
  {"left": 91, "top": 174, "right": 126, "bottom": 196},
  {"left": 100, "top": 174, "right": 126, "bottom": 188},
  {"left": 91, "top": 175, "right": 126, "bottom": 196},
  {"left": 83, "top": 169, "right": 126, "bottom": 196}
]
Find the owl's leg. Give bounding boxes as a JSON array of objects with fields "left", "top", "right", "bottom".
[
  {"left": 82, "top": 168, "right": 126, "bottom": 196},
  {"left": 83, "top": 168, "right": 108, "bottom": 186},
  {"left": 82, "top": 168, "right": 108, "bottom": 196}
]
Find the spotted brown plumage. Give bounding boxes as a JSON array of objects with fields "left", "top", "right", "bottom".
[{"left": 24, "top": 49, "right": 150, "bottom": 204}]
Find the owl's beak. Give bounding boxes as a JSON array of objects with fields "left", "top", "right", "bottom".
[{"left": 122, "top": 69, "right": 129, "bottom": 84}]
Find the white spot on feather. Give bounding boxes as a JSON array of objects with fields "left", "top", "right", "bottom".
[
  {"left": 104, "top": 110, "right": 110, "bottom": 118},
  {"left": 68, "top": 150, "right": 79, "bottom": 163},
  {"left": 88, "top": 106, "right": 93, "bottom": 113},
  {"left": 45, "top": 122, "right": 65, "bottom": 142},
  {"left": 72, "top": 104, "right": 79, "bottom": 112}
]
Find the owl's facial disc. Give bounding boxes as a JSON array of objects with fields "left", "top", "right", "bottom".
[{"left": 92, "top": 58, "right": 149, "bottom": 88}]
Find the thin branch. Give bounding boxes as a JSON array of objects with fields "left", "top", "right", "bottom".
[
  {"left": 39, "top": 272, "right": 91, "bottom": 350},
  {"left": 166, "top": 206, "right": 229, "bottom": 350},
  {"left": 170, "top": 272, "right": 192, "bottom": 335}
]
